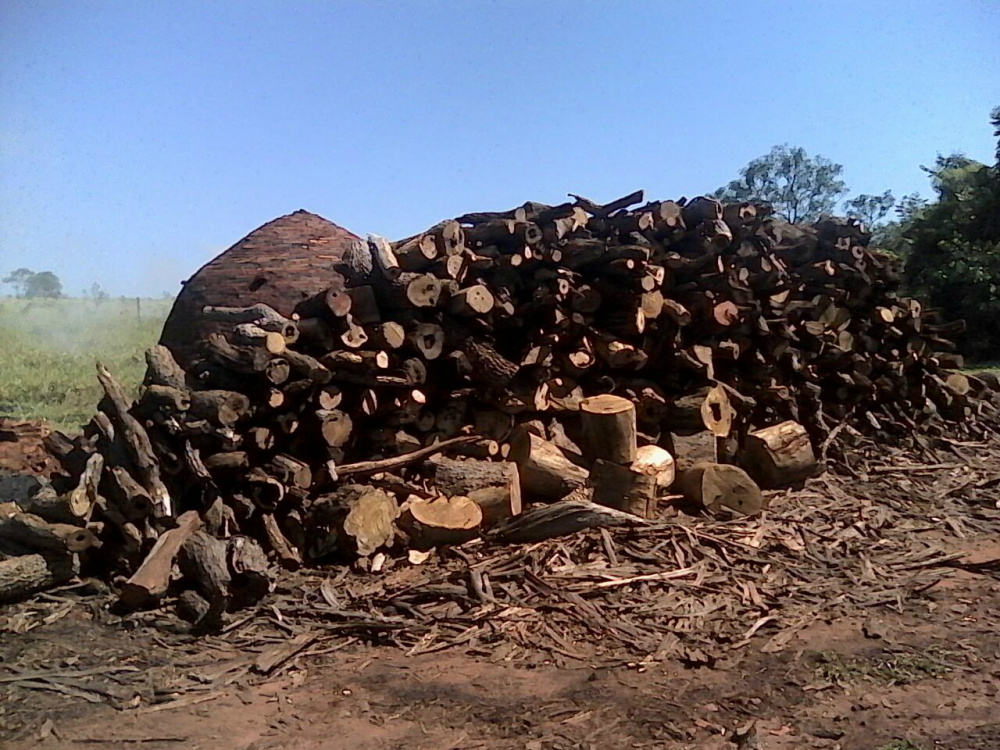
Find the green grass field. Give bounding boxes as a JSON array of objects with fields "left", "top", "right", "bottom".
[{"left": 0, "top": 297, "right": 173, "bottom": 432}]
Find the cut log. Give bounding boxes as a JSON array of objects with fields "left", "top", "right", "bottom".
[
  {"left": 631, "top": 444, "right": 676, "bottom": 489},
  {"left": 188, "top": 390, "right": 251, "bottom": 428},
  {"left": 0, "top": 552, "right": 80, "bottom": 603},
  {"left": 447, "top": 285, "right": 495, "bottom": 316},
  {"left": 399, "top": 495, "right": 482, "bottom": 549},
  {"left": 0, "top": 513, "right": 100, "bottom": 554},
  {"left": 739, "top": 420, "right": 818, "bottom": 489},
  {"left": 579, "top": 394, "right": 637, "bottom": 465},
  {"left": 19, "top": 453, "right": 101, "bottom": 525},
  {"left": 509, "top": 428, "right": 588, "bottom": 501},
  {"left": 589, "top": 459, "right": 657, "bottom": 518},
  {"left": 306, "top": 485, "right": 400, "bottom": 558},
  {"left": 201, "top": 303, "right": 298, "bottom": 339},
  {"left": 678, "top": 463, "right": 764, "bottom": 517},
  {"left": 118, "top": 510, "right": 202, "bottom": 609},
  {"left": 432, "top": 457, "right": 521, "bottom": 525}
]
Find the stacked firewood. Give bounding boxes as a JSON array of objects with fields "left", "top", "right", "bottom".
[{"left": 5, "top": 190, "right": 999, "bottom": 621}]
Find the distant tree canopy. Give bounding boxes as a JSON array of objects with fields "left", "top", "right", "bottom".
[
  {"left": 713, "top": 144, "right": 849, "bottom": 223},
  {"left": 890, "top": 107, "right": 1000, "bottom": 360},
  {"left": 1, "top": 268, "right": 63, "bottom": 298}
]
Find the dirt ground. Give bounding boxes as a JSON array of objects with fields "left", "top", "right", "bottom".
[{"left": 2, "top": 432, "right": 999, "bottom": 749}]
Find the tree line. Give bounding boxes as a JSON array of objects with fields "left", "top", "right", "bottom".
[{"left": 715, "top": 107, "right": 1000, "bottom": 361}]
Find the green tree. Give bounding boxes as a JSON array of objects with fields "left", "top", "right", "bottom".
[
  {"left": 842, "top": 190, "right": 896, "bottom": 228},
  {"left": 901, "top": 107, "right": 1000, "bottom": 360},
  {"left": 2, "top": 267, "right": 35, "bottom": 297},
  {"left": 714, "top": 145, "right": 848, "bottom": 223},
  {"left": 23, "top": 271, "right": 63, "bottom": 299}
]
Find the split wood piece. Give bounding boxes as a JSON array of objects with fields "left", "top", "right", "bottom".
[
  {"left": 579, "top": 394, "right": 637, "bottom": 465},
  {"left": 295, "top": 285, "right": 353, "bottom": 320},
  {"left": 232, "top": 323, "right": 286, "bottom": 355},
  {"left": 678, "top": 463, "right": 764, "bottom": 517},
  {"left": 178, "top": 531, "right": 231, "bottom": 630},
  {"left": 189, "top": 390, "right": 252, "bottom": 428},
  {"left": 0, "top": 513, "right": 100, "bottom": 554},
  {"left": 96, "top": 362, "right": 172, "bottom": 516},
  {"left": 201, "top": 303, "right": 298, "bottom": 339},
  {"left": 335, "top": 435, "right": 483, "bottom": 479},
  {"left": 0, "top": 552, "right": 80, "bottom": 604},
  {"left": 488, "top": 499, "right": 649, "bottom": 545},
  {"left": 227, "top": 535, "right": 272, "bottom": 609},
  {"left": 432, "top": 458, "right": 521, "bottom": 525},
  {"left": 306, "top": 485, "right": 400, "bottom": 558},
  {"left": 144, "top": 345, "right": 187, "bottom": 390},
  {"left": 118, "top": 510, "right": 202, "bottom": 609},
  {"left": 261, "top": 513, "right": 303, "bottom": 570},
  {"left": 399, "top": 495, "right": 482, "bottom": 549},
  {"left": 508, "top": 429, "right": 588, "bottom": 501},
  {"left": 368, "top": 234, "right": 402, "bottom": 282},
  {"left": 739, "top": 420, "right": 818, "bottom": 489},
  {"left": 589, "top": 460, "right": 657, "bottom": 518}
]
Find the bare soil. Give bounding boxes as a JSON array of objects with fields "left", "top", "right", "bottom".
[{"left": 2, "top": 436, "right": 999, "bottom": 750}]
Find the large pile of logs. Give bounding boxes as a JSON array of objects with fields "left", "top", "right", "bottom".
[{"left": 8, "top": 189, "right": 999, "bottom": 622}]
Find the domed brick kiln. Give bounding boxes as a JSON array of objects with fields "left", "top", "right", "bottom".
[{"left": 159, "top": 210, "right": 360, "bottom": 368}]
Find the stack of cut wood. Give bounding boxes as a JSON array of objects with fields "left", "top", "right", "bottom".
[{"left": 14, "top": 190, "right": 998, "bottom": 624}]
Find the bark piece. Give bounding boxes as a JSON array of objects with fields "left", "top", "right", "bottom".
[
  {"left": 432, "top": 458, "right": 521, "bottom": 525},
  {"left": 488, "top": 499, "right": 648, "bottom": 544},
  {"left": 589, "top": 459, "right": 657, "bottom": 518}
]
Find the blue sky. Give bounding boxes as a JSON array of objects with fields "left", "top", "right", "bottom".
[{"left": 1, "top": 0, "right": 997, "bottom": 296}]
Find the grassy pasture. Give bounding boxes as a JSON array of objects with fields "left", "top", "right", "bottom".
[{"left": 0, "top": 297, "right": 172, "bottom": 432}]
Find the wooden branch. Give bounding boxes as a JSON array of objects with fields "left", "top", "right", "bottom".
[{"left": 334, "top": 436, "right": 483, "bottom": 479}]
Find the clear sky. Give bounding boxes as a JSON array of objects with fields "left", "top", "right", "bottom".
[{"left": 1, "top": 1, "right": 997, "bottom": 297}]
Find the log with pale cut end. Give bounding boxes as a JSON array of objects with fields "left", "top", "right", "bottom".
[
  {"left": 201, "top": 303, "right": 298, "bottom": 339},
  {"left": 136, "top": 384, "right": 192, "bottom": 420},
  {"left": 589, "top": 459, "right": 657, "bottom": 518},
  {"left": 0, "top": 513, "right": 101, "bottom": 554},
  {"left": 368, "top": 234, "right": 401, "bottom": 282},
  {"left": 739, "top": 420, "right": 818, "bottom": 489},
  {"left": 399, "top": 495, "right": 482, "bottom": 549},
  {"left": 318, "top": 409, "right": 354, "bottom": 449},
  {"left": 307, "top": 485, "right": 400, "bottom": 558},
  {"left": 118, "top": 510, "right": 202, "bottom": 609},
  {"left": 580, "top": 394, "right": 637, "bottom": 465},
  {"left": 189, "top": 389, "right": 252, "bottom": 428},
  {"left": 678, "top": 462, "right": 764, "bottom": 517},
  {"left": 432, "top": 457, "right": 521, "bottom": 525},
  {"left": 410, "top": 322, "right": 445, "bottom": 360},
  {"left": 18, "top": 455, "right": 101, "bottom": 525},
  {"left": 232, "top": 323, "right": 287, "bottom": 355},
  {"left": 0, "top": 552, "right": 79, "bottom": 603},
  {"left": 447, "top": 285, "right": 495, "bottom": 316},
  {"left": 631, "top": 444, "right": 676, "bottom": 489},
  {"left": 509, "top": 428, "right": 588, "bottom": 501},
  {"left": 701, "top": 385, "right": 735, "bottom": 438}
]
